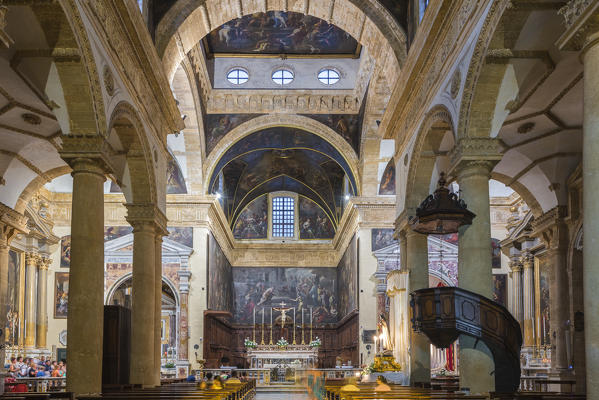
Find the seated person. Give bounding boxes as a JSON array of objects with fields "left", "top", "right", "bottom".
[
  {"left": 225, "top": 371, "right": 241, "bottom": 385},
  {"left": 186, "top": 370, "right": 196, "bottom": 382},
  {"left": 211, "top": 376, "right": 224, "bottom": 390},
  {"left": 198, "top": 372, "right": 212, "bottom": 390}
]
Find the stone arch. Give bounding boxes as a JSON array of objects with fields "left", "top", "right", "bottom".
[
  {"left": 457, "top": 0, "right": 512, "bottom": 139},
  {"left": 14, "top": 166, "right": 72, "bottom": 214},
  {"left": 107, "top": 102, "right": 157, "bottom": 205},
  {"left": 203, "top": 114, "right": 361, "bottom": 194},
  {"left": 489, "top": 172, "right": 543, "bottom": 218},
  {"left": 36, "top": 1, "right": 106, "bottom": 135},
  {"left": 405, "top": 105, "right": 455, "bottom": 211},
  {"left": 105, "top": 272, "right": 180, "bottom": 307},
  {"left": 158, "top": 0, "right": 407, "bottom": 82}
]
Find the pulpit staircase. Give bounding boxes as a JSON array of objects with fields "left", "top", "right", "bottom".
[{"left": 410, "top": 286, "right": 523, "bottom": 393}]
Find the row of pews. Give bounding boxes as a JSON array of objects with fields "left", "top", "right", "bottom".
[
  {"left": 1, "top": 380, "right": 255, "bottom": 400},
  {"left": 324, "top": 381, "right": 586, "bottom": 400},
  {"left": 325, "top": 381, "right": 487, "bottom": 400}
]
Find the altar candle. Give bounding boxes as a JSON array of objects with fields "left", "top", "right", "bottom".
[
  {"left": 374, "top": 336, "right": 378, "bottom": 355},
  {"left": 253, "top": 307, "right": 256, "bottom": 326},
  {"left": 262, "top": 307, "right": 265, "bottom": 325},
  {"left": 310, "top": 307, "right": 313, "bottom": 325},
  {"left": 270, "top": 307, "right": 272, "bottom": 325},
  {"left": 302, "top": 309, "right": 304, "bottom": 325}
]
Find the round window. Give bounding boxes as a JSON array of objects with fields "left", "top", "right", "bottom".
[
  {"left": 318, "top": 69, "right": 340, "bottom": 85},
  {"left": 272, "top": 69, "right": 294, "bottom": 85},
  {"left": 227, "top": 68, "right": 249, "bottom": 85}
]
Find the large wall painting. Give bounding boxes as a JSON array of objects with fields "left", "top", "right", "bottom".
[
  {"left": 337, "top": 235, "right": 358, "bottom": 319},
  {"left": 167, "top": 158, "right": 187, "bottom": 194},
  {"left": 491, "top": 238, "right": 501, "bottom": 269},
  {"left": 54, "top": 272, "right": 69, "bottom": 319},
  {"left": 206, "top": 11, "right": 359, "bottom": 55},
  {"left": 205, "top": 114, "right": 261, "bottom": 155},
  {"left": 299, "top": 196, "right": 335, "bottom": 240},
  {"left": 371, "top": 229, "right": 396, "bottom": 251},
  {"left": 378, "top": 158, "right": 396, "bottom": 195},
  {"left": 303, "top": 114, "right": 362, "bottom": 153},
  {"left": 60, "top": 235, "right": 71, "bottom": 268},
  {"left": 208, "top": 234, "right": 233, "bottom": 313},
  {"left": 232, "top": 267, "right": 338, "bottom": 325},
  {"left": 233, "top": 195, "right": 268, "bottom": 240},
  {"left": 104, "top": 226, "right": 133, "bottom": 242},
  {"left": 539, "top": 265, "right": 550, "bottom": 345},
  {"left": 7, "top": 250, "right": 20, "bottom": 345},
  {"left": 493, "top": 274, "right": 507, "bottom": 306},
  {"left": 167, "top": 227, "right": 193, "bottom": 247}
]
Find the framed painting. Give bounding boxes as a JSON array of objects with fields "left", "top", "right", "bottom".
[{"left": 54, "top": 272, "right": 69, "bottom": 319}]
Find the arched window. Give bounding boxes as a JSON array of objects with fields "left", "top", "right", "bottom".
[
  {"left": 227, "top": 68, "right": 249, "bottom": 85},
  {"left": 272, "top": 69, "right": 294, "bottom": 85},
  {"left": 272, "top": 196, "right": 295, "bottom": 237},
  {"left": 318, "top": 69, "right": 340, "bottom": 85}
]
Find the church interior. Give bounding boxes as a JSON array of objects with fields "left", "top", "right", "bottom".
[{"left": 0, "top": 0, "right": 596, "bottom": 399}]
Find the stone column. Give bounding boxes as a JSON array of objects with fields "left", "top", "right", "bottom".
[
  {"left": 64, "top": 157, "right": 107, "bottom": 396},
  {"left": 178, "top": 255, "right": 191, "bottom": 364},
  {"left": 532, "top": 208, "right": 570, "bottom": 375},
  {"left": 0, "top": 207, "right": 27, "bottom": 394},
  {"left": 404, "top": 229, "right": 430, "bottom": 384},
  {"left": 455, "top": 160, "right": 496, "bottom": 394},
  {"left": 154, "top": 233, "right": 164, "bottom": 386},
  {"left": 126, "top": 204, "right": 165, "bottom": 387},
  {"left": 557, "top": 6, "right": 599, "bottom": 397},
  {"left": 24, "top": 253, "right": 38, "bottom": 348},
  {"left": 36, "top": 257, "right": 50, "bottom": 349},
  {"left": 509, "top": 255, "right": 523, "bottom": 326},
  {"left": 521, "top": 252, "right": 535, "bottom": 347}
]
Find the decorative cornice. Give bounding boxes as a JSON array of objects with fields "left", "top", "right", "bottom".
[
  {"left": 125, "top": 203, "right": 168, "bottom": 236},
  {"left": 556, "top": 0, "right": 599, "bottom": 51},
  {"left": 59, "top": 134, "right": 115, "bottom": 175},
  {"left": 530, "top": 206, "right": 569, "bottom": 250},
  {"left": 0, "top": 202, "right": 29, "bottom": 245},
  {"left": 449, "top": 138, "right": 504, "bottom": 167}
]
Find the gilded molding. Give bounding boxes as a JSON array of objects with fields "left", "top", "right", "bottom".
[{"left": 556, "top": 0, "right": 599, "bottom": 51}]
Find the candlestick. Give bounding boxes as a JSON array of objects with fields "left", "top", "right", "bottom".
[
  {"left": 253, "top": 308, "right": 256, "bottom": 342},
  {"left": 292, "top": 307, "right": 296, "bottom": 344},
  {"left": 310, "top": 307, "right": 313, "bottom": 342},
  {"left": 301, "top": 309, "right": 305, "bottom": 345},
  {"left": 269, "top": 307, "right": 273, "bottom": 345},
  {"left": 261, "top": 307, "right": 265, "bottom": 345}
]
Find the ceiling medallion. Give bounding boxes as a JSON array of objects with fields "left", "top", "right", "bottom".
[
  {"left": 409, "top": 172, "right": 476, "bottom": 235},
  {"left": 103, "top": 65, "right": 115, "bottom": 96},
  {"left": 21, "top": 113, "right": 41, "bottom": 125},
  {"left": 517, "top": 122, "right": 535, "bottom": 134}
]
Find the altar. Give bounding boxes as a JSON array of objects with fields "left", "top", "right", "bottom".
[{"left": 247, "top": 344, "right": 318, "bottom": 369}]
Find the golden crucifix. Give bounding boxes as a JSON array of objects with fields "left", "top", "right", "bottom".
[{"left": 273, "top": 301, "right": 293, "bottom": 330}]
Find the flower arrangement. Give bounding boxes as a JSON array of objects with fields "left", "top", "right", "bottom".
[
  {"left": 309, "top": 337, "right": 322, "bottom": 348},
  {"left": 361, "top": 363, "right": 374, "bottom": 376},
  {"left": 244, "top": 338, "right": 258, "bottom": 349},
  {"left": 276, "top": 337, "right": 289, "bottom": 348}
]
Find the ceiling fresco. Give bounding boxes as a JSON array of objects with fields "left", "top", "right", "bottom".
[
  {"left": 301, "top": 113, "right": 362, "bottom": 154},
  {"left": 211, "top": 128, "right": 355, "bottom": 229},
  {"left": 205, "top": 11, "right": 359, "bottom": 55}
]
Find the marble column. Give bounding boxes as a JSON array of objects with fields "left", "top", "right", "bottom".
[
  {"left": 127, "top": 215, "right": 156, "bottom": 387},
  {"left": 583, "top": 28, "right": 599, "bottom": 400},
  {"left": 24, "top": 253, "right": 38, "bottom": 348},
  {"left": 65, "top": 157, "right": 106, "bottom": 396},
  {"left": 456, "top": 160, "right": 495, "bottom": 394},
  {"left": 509, "top": 256, "right": 523, "bottom": 326},
  {"left": 547, "top": 222, "right": 570, "bottom": 373},
  {"left": 36, "top": 257, "right": 49, "bottom": 349},
  {"left": 404, "top": 229, "right": 430, "bottom": 384},
  {"left": 154, "top": 234, "right": 163, "bottom": 386},
  {"left": 521, "top": 252, "right": 535, "bottom": 347}
]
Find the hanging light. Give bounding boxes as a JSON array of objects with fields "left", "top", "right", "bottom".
[{"left": 408, "top": 172, "right": 475, "bottom": 235}]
